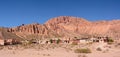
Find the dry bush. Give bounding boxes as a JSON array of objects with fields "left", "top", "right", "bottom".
[
  {"left": 43, "top": 54, "right": 50, "bottom": 56},
  {"left": 74, "top": 48, "right": 91, "bottom": 53},
  {"left": 96, "top": 47, "right": 102, "bottom": 51}
]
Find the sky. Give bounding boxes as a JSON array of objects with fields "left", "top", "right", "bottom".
[{"left": 0, "top": 0, "right": 120, "bottom": 27}]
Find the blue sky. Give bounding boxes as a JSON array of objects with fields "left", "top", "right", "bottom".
[{"left": 0, "top": 0, "right": 120, "bottom": 27}]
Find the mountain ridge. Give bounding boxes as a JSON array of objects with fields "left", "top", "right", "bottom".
[{"left": 4, "top": 16, "right": 120, "bottom": 39}]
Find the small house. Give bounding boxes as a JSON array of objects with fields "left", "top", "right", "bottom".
[
  {"left": 0, "top": 39, "right": 4, "bottom": 45},
  {"left": 89, "top": 36, "right": 110, "bottom": 43},
  {"left": 4, "top": 39, "right": 13, "bottom": 45},
  {"left": 79, "top": 38, "right": 90, "bottom": 43}
]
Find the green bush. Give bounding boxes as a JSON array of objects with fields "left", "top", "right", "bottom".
[
  {"left": 107, "top": 38, "right": 114, "bottom": 44},
  {"left": 56, "top": 39, "right": 61, "bottom": 44},
  {"left": 50, "top": 39, "right": 53, "bottom": 43},
  {"left": 108, "top": 38, "right": 114, "bottom": 42},
  {"left": 74, "top": 48, "right": 91, "bottom": 53}
]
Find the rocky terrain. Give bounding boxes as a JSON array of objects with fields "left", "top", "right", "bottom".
[{"left": 6, "top": 16, "right": 120, "bottom": 39}]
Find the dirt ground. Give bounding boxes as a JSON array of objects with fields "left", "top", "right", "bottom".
[{"left": 0, "top": 43, "right": 120, "bottom": 57}]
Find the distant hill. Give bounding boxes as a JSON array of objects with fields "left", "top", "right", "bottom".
[{"left": 1, "top": 16, "right": 120, "bottom": 39}]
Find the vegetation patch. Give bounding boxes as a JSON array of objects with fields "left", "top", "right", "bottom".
[
  {"left": 107, "top": 38, "right": 114, "bottom": 44},
  {"left": 74, "top": 48, "right": 91, "bottom": 53},
  {"left": 96, "top": 47, "right": 102, "bottom": 51}
]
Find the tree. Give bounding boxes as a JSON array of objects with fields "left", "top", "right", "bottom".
[
  {"left": 57, "top": 39, "right": 61, "bottom": 44},
  {"left": 50, "top": 39, "right": 53, "bottom": 43}
]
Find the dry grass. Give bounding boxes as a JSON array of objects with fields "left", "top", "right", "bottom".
[
  {"left": 74, "top": 48, "right": 91, "bottom": 53},
  {"left": 96, "top": 47, "right": 102, "bottom": 51}
]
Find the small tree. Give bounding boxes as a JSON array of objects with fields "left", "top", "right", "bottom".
[
  {"left": 21, "top": 24, "right": 25, "bottom": 26},
  {"left": 50, "top": 39, "right": 53, "bottom": 43},
  {"left": 57, "top": 39, "right": 61, "bottom": 44},
  {"left": 108, "top": 38, "right": 114, "bottom": 42},
  {"left": 107, "top": 38, "right": 114, "bottom": 44}
]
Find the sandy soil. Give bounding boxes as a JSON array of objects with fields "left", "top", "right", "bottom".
[
  {"left": 0, "top": 47, "right": 77, "bottom": 57},
  {"left": 0, "top": 44, "right": 120, "bottom": 57},
  {"left": 87, "top": 48, "right": 120, "bottom": 57}
]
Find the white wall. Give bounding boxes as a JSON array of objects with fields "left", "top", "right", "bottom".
[{"left": 0, "top": 40, "right": 4, "bottom": 45}]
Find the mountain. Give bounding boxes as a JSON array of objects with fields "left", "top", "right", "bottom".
[
  {"left": 0, "top": 27, "right": 21, "bottom": 40},
  {"left": 7, "top": 23, "right": 58, "bottom": 39},
  {"left": 7, "top": 16, "right": 120, "bottom": 39}
]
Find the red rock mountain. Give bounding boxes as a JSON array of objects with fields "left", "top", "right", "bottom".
[{"left": 7, "top": 16, "right": 120, "bottom": 39}]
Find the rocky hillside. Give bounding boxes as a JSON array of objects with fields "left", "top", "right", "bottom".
[
  {"left": 7, "top": 23, "right": 58, "bottom": 39},
  {"left": 7, "top": 16, "right": 120, "bottom": 39},
  {"left": 0, "top": 27, "right": 21, "bottom": 40}
]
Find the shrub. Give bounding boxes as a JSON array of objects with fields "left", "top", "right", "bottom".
[
  {"left": 57, "top": 39, "right": 61, "bottom": 44},
  {"left": 96, "top": 47, "right": 102, "bottom": 51},
  {"left": 74, "top": 48, "right": 91, "bottom": 53},
  {"left": 117, "top": 43, "right": 120, "bottom": 45},
  {"left": 108, "top": 38, "right": 114, "bottom": 42},
  {"left": 107, "top": 38, "right": 114, "bottom": 44},
  {"left": 50, "top": 39, "right": 53, "bottom": 43}
]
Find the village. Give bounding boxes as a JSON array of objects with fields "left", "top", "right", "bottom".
[
  {"left": 0, "top": 29, "right": 117, "bottom": 57},
  {"left": 29, "top": 36, "right": 111, "bottom": 44},
  {"left": 0, "top": 34, "right": 113, "bottom": 46}
]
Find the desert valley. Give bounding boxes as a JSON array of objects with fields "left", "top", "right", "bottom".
[{"left": 0, "top": 16, "right": 120, "bottom": 57}]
